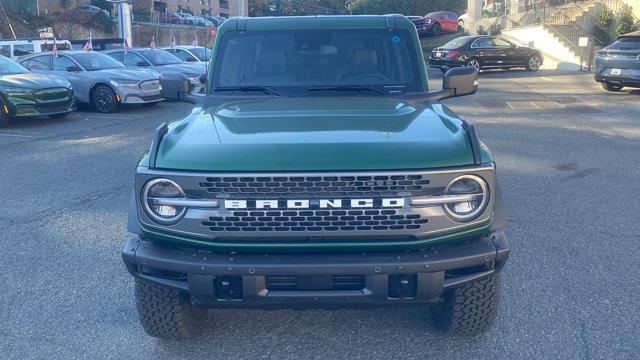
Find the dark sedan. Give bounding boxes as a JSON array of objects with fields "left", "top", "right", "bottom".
[
  {"left": 594, "top": 31, "right": 640, "bottom": 92},
  {"left": 406, "top": 16, "right": 429, "bottom": 37},
  {"left": 429, "top": 35, "right": 543, "bottom": 73}
]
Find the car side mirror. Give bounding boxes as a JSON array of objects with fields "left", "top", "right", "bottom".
[
  {"left": 160, "top": 71, "right": 203, "bottom": 103},
  {"left": 137, "top": 61, "right": 149, "bottom": 67},
  {"left": 66, "top": 65, "right": 82, "bottom": 72},
  {"left": 442, "top": 66, "right": 478, "bottom": 97}
]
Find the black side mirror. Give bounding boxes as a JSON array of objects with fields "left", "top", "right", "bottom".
[
  {"left": 160, "top": 71, "right": 203, "bottom": 103},
  {"left": 136, "top": 61, "right": 150, "bottom": 67},
  {"left": 442, "top": 66, "right": 478, "bottom": 97},
  {"left": 66, "top": 65, "right": 82, "bottom": 72}
]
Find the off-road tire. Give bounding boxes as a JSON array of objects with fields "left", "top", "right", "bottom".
[
  {"left": 134, "top": 279, "right": 203, "bottom": 339},
  {"left": 602, "top": 83, "right": 623, "bottom": 92},
  {"left": 433, "top": 273, "right": 501, "bottom": 336}
]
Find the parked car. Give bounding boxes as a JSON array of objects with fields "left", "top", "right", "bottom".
[
  {"left": 202, "top": 15, "right": 221, "bottom": 27},
  {"left": 20, "top": 51, "right": 161, "bottom": 113},
  {"left": 178, "top": 12, "right": 205, "bottom": 26},
  {"left": 458, "top": 13, "right": 468, "bottom": 32},
  {"left": 193, "top": 16, "right": 213, "bottom": 27},
  {"left": 162, "top": 46, "right": 212, "bottom": 63},
  {"left": 0, "top": 55, "right": 75, "bottom": 126},
  {"left": 0, "top": 39, "right": 72, "bottom": 60},
  {"left": 174, "top": 13, "right": 194, "bottom": 25},
  {"left": 103, "top": 48, "right": 206, "bottom": 91},
  {"left": 429, "top": 35, "right": 543, "bottom": 72},
  {"left": 594, "top": 31, "right": 640, "bottom": 92},
  {"left": 423, "top": 11, "right": 459, "bottom": 36},
  {"left": 73, "top": 5, "right": 109, "bottom": 17},
  {"left": 159, "top": 12, "right": 185, "bottom": 25},
  {"left": 406, "top": 16, "right": 429, "bottom": 37}
]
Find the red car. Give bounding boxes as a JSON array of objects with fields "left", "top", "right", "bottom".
[
  {"left": 159, "top": 12, "right": 185, "bottom": 24},
  {"left": 424, "top": 11, "right": 459, "bottom": 36}
]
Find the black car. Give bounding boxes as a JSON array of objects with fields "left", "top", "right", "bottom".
[
  {"left": 429, "top": 35, "right": 544, "bottom": 73},
  {"left": 594, "top": 31, "right": 640, "bottom": 92},
  {"left": 406, "top": 16, "right": 429, "bottom": 37}
]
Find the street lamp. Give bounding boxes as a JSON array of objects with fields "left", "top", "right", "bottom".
[{"left": 106, "top": 0, "right": 133, "bottom": 47}]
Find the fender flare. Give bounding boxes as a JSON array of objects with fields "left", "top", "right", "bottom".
[{"left": 490, "top": 181, "right": 507, "bottom": 231}]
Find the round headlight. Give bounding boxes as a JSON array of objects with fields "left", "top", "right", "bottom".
[
  {"left": 141, "top": 178, "right": 186, "bottom": 224},
  {"left": 443, "top": 175, "right": 489, "bottom": 221}
]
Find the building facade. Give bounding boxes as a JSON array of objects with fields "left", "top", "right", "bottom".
[{"left": 134, "top": 0, "right": 247, "bottom": 17}]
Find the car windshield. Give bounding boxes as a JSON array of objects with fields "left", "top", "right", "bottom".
[
  {"left": 189, "top": 47, "right": 212, "bottom": 61},
  {"left": 442, "top": 37, "right": 472, "bottom": 49},
  {"left": 70, "top": 52, "right": 125, "bottom": 71},
  {"left": 213, "top": 28, "right": 423, "bottom": 95},
  {"left": 0, "top": 55, "right": 29, "bottom": 75},
  {"left": 139, "top": 50, "right": 183, "bottom": 65},
  {"left": 425, "top": 12, "right": 438, "bottom": 17},
  {"left": 608, "top": 38, "right": 640, "bottom": 50}
]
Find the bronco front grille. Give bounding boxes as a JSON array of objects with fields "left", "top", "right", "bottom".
[
  {"left": 198, "top": 175, "right": 431, "bottom": 199},
  {"left": 201, "top": 209, "right": 428, "bottom": 233}
]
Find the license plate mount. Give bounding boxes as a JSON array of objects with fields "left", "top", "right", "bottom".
[{"left": 611, "top": 68, "right": 622, "bottom": 76}]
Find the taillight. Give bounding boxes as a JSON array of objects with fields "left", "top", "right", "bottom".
[{"left": 446, "top": 50, "right": 460, "bottom": 58}]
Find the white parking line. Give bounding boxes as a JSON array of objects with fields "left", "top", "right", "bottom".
[{"left": 0, "top": 132, "right": 34, "bottom": 138}]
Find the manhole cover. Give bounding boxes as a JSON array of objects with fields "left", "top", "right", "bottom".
[{"left": 506, "top": 100, "right": 565, "bottom": 110}]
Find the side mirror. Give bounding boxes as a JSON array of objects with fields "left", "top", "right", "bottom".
[
  {"left": 442, "top": 66, "right": 478, "bottom": 97},
  {"left": 160, "top": 71, "right": 203, "bottom": 103},
  {"left": 136, "top": 61, "right": 150, "bottom": 67},
  {"left": 66, "top": 66, "right": 82, "bottom": 72}
]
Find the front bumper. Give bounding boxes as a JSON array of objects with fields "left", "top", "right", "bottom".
[
  {"left": 116, "top": 86, "right": 163, "bottom": 104},
  {"left": 122, "top": 229, "right": 509, "bottom": 308},
  {"left": 10, "top": 98, "right": 77, "bottom": 117}
]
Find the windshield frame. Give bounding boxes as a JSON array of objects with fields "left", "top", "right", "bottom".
[
  {"left": 0, "top": 55, "right": 30, "bottom": 75},
  {"left": 210, "top": 28, "right": 426, "bottom": 97}
]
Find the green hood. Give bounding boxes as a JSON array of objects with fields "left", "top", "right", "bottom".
[
  {"left": 0, "top": 73, "right": 69, "bottom": 90},
  {"left": 155, "top": 97, "right": 482, "bottom": 171}
]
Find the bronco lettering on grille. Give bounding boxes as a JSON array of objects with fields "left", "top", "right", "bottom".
[{"left": 224, "top": 198, "right": 405, "bottom": 209}]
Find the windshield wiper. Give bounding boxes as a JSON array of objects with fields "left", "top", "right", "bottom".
[
  {"left": 306, "top": 85, "right": 386, "bottom": 95},
  {"left": 213, "top": 85, "right": 284, "bottom": 97}
]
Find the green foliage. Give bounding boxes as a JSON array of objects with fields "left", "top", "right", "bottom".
[
  {"left": 90, "top": 12, "right": 115, "bottom": 34},
  {"left": 615, "top": 5, "right": 636, "bottom": 37},
  {"left": 91, "top": 0, "right": 113, "bottom": 12},
  {"left": 477, "top": 25, "right": 487, "bottom": 35},
  {"left": 59, "top": 0, "right": 72, "bottom": 10},
  {"left": 593, "top": 7, "right": 614, "bottom": 45}
]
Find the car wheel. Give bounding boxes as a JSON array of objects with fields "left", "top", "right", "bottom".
[
  {"left": 526, "top": 55, "right": 542, "bottom": 71},
  {"left": 466, "top": 58, "right": 482, "bottom": 71},
  {"left": 49, "top": 112, "right": 69, "bottom": 119},
  {"left": 602, "top": 83, "right": 624, "bottom": 92},
  {"left": 432, "top": 273, "right": 501, "bottom": 335},
  {"left": 92, "top": 85, "right": 119, "bottom": 113},
  {"left": 432, "top": 23, "right": 442, "bottom": 36}
]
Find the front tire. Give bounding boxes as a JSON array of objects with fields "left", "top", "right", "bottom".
[
  {"left": 526, "top": 54, "right": 542, "bottom": 71},
  {"left": 433, "top": 273, "right": 501, "bottom": 336},
  {"left": 602, "top": 83, "right": 623, "bottom": 92},
  {"left": 431, "top": 23, "right": 442, "bottom": 36},
  {"left": 134, "top": 280, "right": 203, "bottom": 339},
  {"left": 466, "top": 58, "right": 482, "bottom": 71},
  {"left": 91, "top": 85, "right": 119, "bottom": 113}
]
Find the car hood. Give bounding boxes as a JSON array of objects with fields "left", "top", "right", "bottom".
[
  {"left": 0, "top": 73, "right": 70, "bottom": 90},
  {"left": 154, "top": 63, "right": 206, "bottom": 75},
  {"left": 91, "top": 68, "right": 159, "bottom": 80},
  {"left": 153, "top": 97, "right": 484, "bottom": 171}
]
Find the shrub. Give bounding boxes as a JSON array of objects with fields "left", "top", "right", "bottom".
[
  {"left": 489, "top": 24, "right": 502, "bottom": 35},
  {"left": 477, "top": 25, "right": 487, "bottom": 35},
  {"left": 593, "top": 7, "right": 614, "bottom": 45},
  {"left": 615, "top": 5, "right": 636, "bottom": 37},
  {"left": 90, "top": 12, "right": 115, "bottom": 34}
]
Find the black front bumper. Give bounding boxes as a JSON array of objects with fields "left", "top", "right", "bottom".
[{"left": 122, "top": 230, "right": 509, "bottom": 308}]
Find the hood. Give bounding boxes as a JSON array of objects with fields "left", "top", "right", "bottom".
[
  {"left": 0, "top": 73, "right": 71, "bottom": 90},
  {"left": 94, "top": 68, "right": 159, "bottom": 80},
  {"left": 154, "top": 97, "right": 479, "bottom": 171},
  {"left": 156, "top": 63, "right": 206, "bottom": 75}
]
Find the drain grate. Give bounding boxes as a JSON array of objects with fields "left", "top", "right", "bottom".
[{"left": 506, "top": 100, "right": 565, "bottom": 110}]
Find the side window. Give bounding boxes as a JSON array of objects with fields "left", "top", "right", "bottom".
[
  {"left": 492, "top": 38, "right": 512, "bottom": 48},
  {"left": 25, "top": 55, "right": 51, "bottom": 70},
  {"left": 174, "top": 49, "right": 194, "bottom": 62},
  {"left": 13, "top": 44, "right": 35, "bottom": 57},
  {"left": 472, "top": 38, "right": 491, "bottom": 48},
  {"left": 53, "top": 56, "right": 77, "bottom": 71},
  {"left": 105, "top": 51, "right": 123, "bottom": 62},
  {"left": 0, "top": 45, "right": 10, "bottom": 57},
  {"left": 123, "top": 52, "right": 145, "bottom": 66}
]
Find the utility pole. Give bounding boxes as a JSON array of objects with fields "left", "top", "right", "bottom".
[{"left": 107, "top": 0, "right": 133, "bottom": 47}]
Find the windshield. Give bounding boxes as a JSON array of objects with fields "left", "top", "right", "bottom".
[
  {"left": 425, "top": 12, "right": 438, "bottom": 17},
  {"left": 70, "top": 52, "right": 125, "bottom": 71},
  {"left": 190, "top": 47, "right": 212, "bottom": 61},
  {"left": 442, "top": 37, "right": 472, "bottom": 49},
  {"left": 0, "top": 55, "right": 29, "bottom": 75},
  {"left": 608, "top": 38, "right": 640, "bottom": 50},
  {"left": 213, "top": 29, "right": 423, "bottom": 94},
  {"left": 139, "top": 50, "right": 183, "bottom": 65}
]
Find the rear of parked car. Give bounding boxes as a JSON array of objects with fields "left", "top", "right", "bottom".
[
  {"left": 423, "top": 11, "right": 459, "bottom": 36},
  {"left": 594, "top": 31, "right": 640, "bottom": 92}
]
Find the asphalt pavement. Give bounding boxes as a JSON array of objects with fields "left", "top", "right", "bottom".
[{"left": 1, "top": 69, "right": 639, "bottom": 359}]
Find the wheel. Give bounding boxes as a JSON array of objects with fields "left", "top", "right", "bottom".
[
  {"left": 466, "top": 58, "right": 482, "bottom": 71},
  {"left": 142, "top": 102, "right": 160, "bottom": 107},
  {"left": 432, "top": 273, "right": 501, "bottom": 336},
  {"left": 91, "top": 85, "right": 119, "bottom": 113},
  {"left": 432, "top": 23, "right": 442, "bottom": 36},
  {"left": 49, "top": 112, "right": 69, "bottom": 119},
  {"left": 526, "top": 54, "right": 542, "bottom": 71},
  {"left": 134, "top": 279, "right": 203, "bottom": 339},
  {"left": 601, "top": 83, "right": 623, "bottom": 92}
]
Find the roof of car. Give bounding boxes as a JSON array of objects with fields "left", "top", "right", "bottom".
[
  {"left": 618, "top": 31, "right": 640, "bottom": 39},
  {"left": 218, "top": 15, "right": 414, "bottom": 32}
]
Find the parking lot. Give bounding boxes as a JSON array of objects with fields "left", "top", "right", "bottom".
[{"left": 1, "top": 69, "right": 639, "bottom": 359}]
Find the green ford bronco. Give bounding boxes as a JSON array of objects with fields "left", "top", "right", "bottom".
[{"left": 122, "top": 15, "right": 509, "bottom": 339}]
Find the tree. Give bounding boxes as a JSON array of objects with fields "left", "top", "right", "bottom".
[
  {"left": 593, "top": 7, "right": 614, "bottom": 45},
  {"left": 615, "top": 5, "right": 637, "bottom": 37}
]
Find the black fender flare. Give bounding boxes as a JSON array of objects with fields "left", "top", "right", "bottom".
[
  {"left": 127, "top": 189, "right": 143, "bottom": 234},
  {"left": 490, "top": 181, "right": 506, "bottom": 231}
]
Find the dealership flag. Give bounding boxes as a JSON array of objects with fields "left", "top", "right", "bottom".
[
  {"left": 171, "top": 36, "right": 176, "bottom": 49},
  {"left": 123, "top": 39, "right": 129, "bottom": 54},
  {"left": 52, "top": 38, "right": 57, "bottom": 57},
  {"left": 192, "top": 34, "right": 198, "bottom": 47},
  {"left": 149, "top": 36, "right": 156, "bottom": 49},
  {"left": 83, "top": 33, "right": 93, "bottom": 51}
]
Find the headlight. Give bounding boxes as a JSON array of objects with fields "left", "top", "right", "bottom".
[
  {"left": 142, "top": 178, "right": 187, "bottom": 224},
  {"left": 110, "top": 79, "right": 140, "bottom": 87},
  {"left": 442, "top": 175, "right": 489, "bottom": 221}
]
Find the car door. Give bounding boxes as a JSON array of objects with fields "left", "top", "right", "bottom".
[
  {"left": 471, "top": 37, "right": 496, "bottom": 65},
  {"left": 491, "top": 37, "right": 522, "bottom": 65},
  {"left": 51, "top": 55, "right": 87, "bottom": 101},
  {"left": 173, "top": 49, "right": 198, "bottom": 63},
  {"left": 123, "top": 51, "right": 151, "bottom": 69}
]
